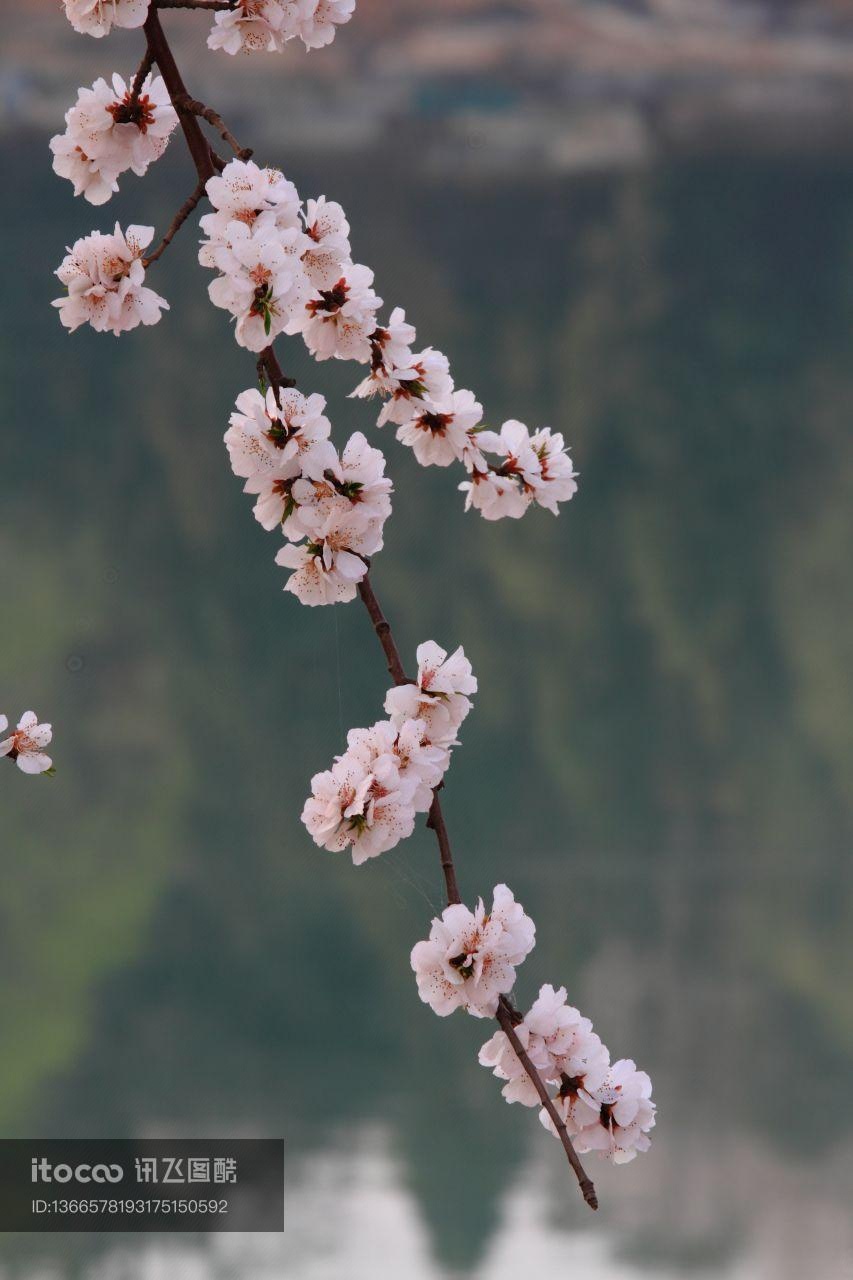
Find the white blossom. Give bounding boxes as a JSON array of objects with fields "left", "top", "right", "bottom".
[
  {"left": 416, "top": 639, "right": 477, "bottom": 698},
  {"left": 410, "top": 884, "right": 535, "bottom": 1018},
  {"left": 396, "top": 388, "right": 484, "bottom": 468},
  {"left": 300, "top": 197, "right": 352, "bottom": 288},
  {"left": 283, "top": 429, "right": 391, "bottom": 545},
  {"left": 331, "top": 430, "right": 393, "bottom": 522},
  {"left": 371, "top": 348, "right": 454, "bottom": 427},
  {"left": 50, "top": 74, "right": 177, "bottom": 206},
  {"left": 207, "top": 0, "right": 353, "bottom": 54},
  {"left": 542, "top": 1058, "right": 656, "bottom": 1164},
  {"left": 224, "top": 386, "right": 336, "bottom": 530},
  {"left": 385, "top": 640, "right": 476, "bottom": 750},
  {"left": 53, "top": 223, "right": 169, "bottom": 336},
  {"left": 274, "top": 500, "right": 380, "bottom": 605},
  {"left": 302, "top": 721, "right": 418, "bottom": 862},
  {"left": 479, "top": 984, "right": 609, "bottom": 1107},
  {"left": 459, "top": 467, "right": 529, "bottom": 522},
  {"left": 529, "top": 427, "right": 579, "bottom": 514},
  {"left": 297, "top": 263, "right": 382, "bottom": 362},
  {"left": 291, "top": 0, "right": 355, "bottom": 49},
  {"left": 207, "top": 0, "right": 294, "bottom": 54},
  {"left": 207, "top": 219, "right": 306, "bottom": 350},
  {"left": 391, "top": 718, "right": 450, "bottom": 812},
  {"left": 353, "top": 307, "right": 418, "bottom": 403},
  {"left": 0, "top": 712, "right": 53, "bottom": 775},
  {"left": 63, "top": 0, "right": 149, "bottom": 38},
  {"left": 203, "top": 160, "right": 301, "bottom": 233}
]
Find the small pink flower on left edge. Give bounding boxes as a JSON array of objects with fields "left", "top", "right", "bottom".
[{"left": 0, "top": 712, "right": 54, "bottom": 775}]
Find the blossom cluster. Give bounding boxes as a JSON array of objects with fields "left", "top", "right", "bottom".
[
  {"left": 50, "top": 73, "right": 178, "bottom": 206},
  {"left": 303, "top": 641, "right": 476, "bottom": 860},
  {"left": 53, "top": 223, "right": 169, "bottom": 336},
  {"left": 208, "top": 0, "right": 355, "bottom": 56},
  {"left": 479, "top": 983, "right": 655, "bottom": 1163},
  {"left": 199, "top": 159, "right": 579, "bottom": 520},
  {"left": 63, "top": 0, "right": 149, "bottom": 39},
  {"left": 411, "top": 884, "right": 536, "bottom": 1018},
  {"left": 225, "top": 385, "right": 391, "bottom": 603},
  {"left": 62, "top": 0, "right": 355, "bottom": 50},
  {"left": 0, "top": 712, "right": 53, "bottom": 776}
]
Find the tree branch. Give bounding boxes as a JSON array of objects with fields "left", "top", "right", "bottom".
[
  {"left": 356, "top": 573, "right": 409, "bottom": 686},
  {"left": 143, "top": 7, "right": 217, "bottom": 183},
  {"left": 144, "top": 181, "right": 206, "bottom": 265},
  {"left": 129, "top": 47, "right": 155, "bottom": 103},
  {"left": 497, "top": 997, "right": 598, "bottom": 1210},
  {"left": 258, "top": 347, "right": 297, "bottom": 398},
  {"left": 136, "top": 9, "right": 598, "bottom": 1213},
  {"left": 174, "top": 94, "right": 253, "bottom": 161},
  {"left": 425, "top": 791, "right": 461, "bottom": 906}
]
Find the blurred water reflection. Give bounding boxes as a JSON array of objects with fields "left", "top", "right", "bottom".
[{"left": 1, "top": 21, "right": 853, "bottom": 1278}]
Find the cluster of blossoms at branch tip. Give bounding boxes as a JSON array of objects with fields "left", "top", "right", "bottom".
[
  {"left": 0, "top": 713, "right": 53, "bottom": 776},
  {"left": 209, "top": 0, "right": 355, "bottom": 55},
  {"left": 199, "top": 158, "right": 579, "bottom": 520},
  {"left": 62, "top": 0, "right": 354, "bottom": 49},
  {"left": 53, "top": 224, "right": 168, "bottom": 336},
  {"left": 479, "top": 984, "right": 655, "bottom": 1163},
  {"left": 50, "top": 73, "right": 178, "bottom": 206},
  {"left": 302, "top": 641, "right": 476, "bottom": 860},
  {"left": 225, "top": 385, "right": 391, "bottom": 603}
]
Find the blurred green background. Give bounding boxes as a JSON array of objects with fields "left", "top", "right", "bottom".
[{"left": 1, "top": 2, "right": 853, "bottom": 1277}]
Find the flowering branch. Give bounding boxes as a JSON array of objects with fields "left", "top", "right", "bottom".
[
  {"left": 49, "top": 0, "right": 656, "bottom": 1212},
  {"left": 497, "top": 998, "right": 598, "bottom": 1209}
]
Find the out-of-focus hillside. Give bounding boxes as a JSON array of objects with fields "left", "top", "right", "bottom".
[{"left": 7, "top": 1, "right": 853, "bottom": 171}]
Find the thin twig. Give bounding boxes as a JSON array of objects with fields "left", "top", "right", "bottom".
[
  {"left": 129, "top": 47, "right": 155, "bottom": 103},
  {"left": 356, "top": 574, "right": 409, "bottom": 687},
  {"left": 140, "top": 10, "right": 598, "bottom": 1214},
  {"left": 144, "top": 181, "right": 205, "bottom": 265},
  {"left": 425, "top": 792, "right": 461, "bottom": 906},
  {"left": 497, "top": 997, "right": 598, "bottom": 1210},
  {"left": 258, "top": 347, "right": 297, "bottom": 402},
  {"left": 175, "top": 94, "right": 253, "bottom": 160}
]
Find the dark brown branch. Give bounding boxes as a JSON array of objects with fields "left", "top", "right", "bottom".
[
  {"left": 497, "top": 997, "right": 598, "bottom": 1210},
  {"left": 143, "top": 8, "right": 217, "bottom": 183},
  {"left": 129, "top": 47, "right": 155, "bottom": 103},
  {"left": 144, "top": 181, "right": 205, "bottom": 265},
  {"left": 174, "top": 94, "right": 253, "bottom": 161},
  {"left": 137, "top": 11, "right": 598, "bottom": 1214},
  {"left": 258, "top": 347, "right": 297, "bottom": 400},
  {"left": 356, "top": 574, "right": 409, "bottom": 686},
  {"left": 426, "top": 792, "right": 461, "bottom": 906}
]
